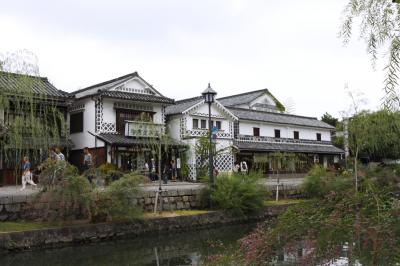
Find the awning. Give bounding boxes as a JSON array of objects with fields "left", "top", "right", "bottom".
[
  {"left": 97, "top": 133, "right": 187, "bottom": 148},
  {"left": 234, "top": 140, "right": 344, "bottom": 155}
]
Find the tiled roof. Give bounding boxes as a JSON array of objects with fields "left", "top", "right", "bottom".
[
  {"left": 71, "top": 71, "right": 166, "bottom": 98},
  {"left": 97, "top": 133, "right": 187, "bottom": 147},
  {"left": 0, "top": 71, "right": 69, "bottom": 98},
  {"left": 217, "top": 89, "right": 280, "bottom": 108},
  {"left": 72, "top": 72, "right": 137, "bottom": 95},
  {"left": 165, "top": 96, "right": 203, "bottom": 115},
  {"left": 100, "top": 90, "right": 174, "bottom": 104},
  {"left": 228, "top": 107, "right": 335, "bottom": 129},
  {"left": 234, "top": 140, "right": 344, "bottom": 154}
]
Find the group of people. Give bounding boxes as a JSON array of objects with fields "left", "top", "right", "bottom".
[
  {"left": 20, "top": 147, "right": 66, "bottom": 191},
  {"left": 233, "top": 160, "right": 249, "bottom": 174},
  {"left": 144, "top": 159, "right": 178, "bottom": 184}
]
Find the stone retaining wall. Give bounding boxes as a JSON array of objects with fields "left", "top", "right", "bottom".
[
  {"left": 0, "top": 188, "right": 204, "bottom": 221},
  {"left": 0, "top": 205, "right": 289, "bottom": 252}
]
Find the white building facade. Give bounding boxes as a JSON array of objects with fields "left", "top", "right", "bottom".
[
  {"left": 166, "top": 88, "right": 343, "bottom": 180},
  {"left": 68, "top": 72, "right": 178, "bottom": 171}
]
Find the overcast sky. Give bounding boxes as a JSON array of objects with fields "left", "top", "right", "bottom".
[{"left": 0, "top": 0, "right": 387, "bottom": 118}]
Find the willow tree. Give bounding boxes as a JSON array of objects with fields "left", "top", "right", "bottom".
[
  {"left": 0, "top": 51, "right": 68, "bottom": 185},
  {"left": 341, "top": 0, "right": 400, "bottom": 108},
  {"left": 348, "top": 109, "right": 400, "bottom": 191}
]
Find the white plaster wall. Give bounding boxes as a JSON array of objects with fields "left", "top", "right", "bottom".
[
  {"left": 249, "top": 93, "right": 276, "bottom": 107},
  {"left": 239, "top": 121, "right": 331, "bottom": 141},
  {"left": 102, "top": 99, "right": 116, "bottom": 125},
  {"left": 70, "top": 99, "right": 104, "bottom": 150},
  {"left": 188, "top": 102, "right": 234, "bottom": 132},
  {"left": 167, "top": 116, "right": 181, "bottom": 140}
]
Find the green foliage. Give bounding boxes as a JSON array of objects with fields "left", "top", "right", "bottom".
[
  {"left": 92, "top": 172, "right": 143, "bottom": 222},
  {"left": 35, "top": 161, "right": 143, "bottom": 222},
  {"left": 349, "top": 109, "right": 400, "bottom": 160},
  {"left": 302, "top": 165, "right": 352, "bottom": 198},
  {"left": 321, "top": 112, "right": 339, "bottom": 127},
  {"left": 36, "top": 173, "right": 93, "bottom": 221},
  {"left": 209, "top": 172, "right": 265, "bottom": 216},
  {"left": 341, "top": 0, "right": 400, "bottom": 107},
  {"left": 209, "top": 171, "right": 400, "bottom": 265},
  {"left": 0, "top": 51, "right": 68, "bottom": 183}
]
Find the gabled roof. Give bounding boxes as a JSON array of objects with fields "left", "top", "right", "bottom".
[
  {"left": 165, "top": 96, "right": 204, "bottom": 115},
  {"left": 228, "top": 107, "right": 335, "bottom": 129},
  {"left": 71, "top": 71, "right": 169, "bottom": 100},
  {"left": 217, "top": 88, "right": 284, "bottom": 110},
  {"left": 0, "top": 71, "right": 69, "bottom": 99}
]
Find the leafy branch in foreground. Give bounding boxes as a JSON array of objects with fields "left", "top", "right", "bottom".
[{"left": 341, "top": 0, "right": 400, "bottom": 108}]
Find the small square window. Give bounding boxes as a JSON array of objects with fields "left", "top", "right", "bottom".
[
  {"left": 294, "top": 131, "right": 299, "bottom": 140},
  {"left": 253, "top": 127, "right": 260, "bottom": 136},
  {"left": 274, "top": 129, "right": 281, "bottom": 138},
  {"left": 316, "top": 133, "right": 322, "bottom": 141},
  {"left": 216, "top": 121, "right": 222, "bottom": 130},
  {"left": 201, "top": 119, "right": 207, "bottom": 129},
  {"left": 193, "top": 119, "right": 198, "bottom": 129}
]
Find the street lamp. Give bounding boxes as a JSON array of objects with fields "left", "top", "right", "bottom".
[{"left": 202, "top": 83, "right": 217, "bottom": 187}]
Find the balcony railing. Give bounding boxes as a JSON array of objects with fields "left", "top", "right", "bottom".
[
  {"left": 125, "top": 120, "right": 164, "bottom": 138},
  {"left": 183, "top": 128, "right": 233, "bottom": 139},
  {"left": 236, "top": 134, "right": 332, "bottom": 145}
]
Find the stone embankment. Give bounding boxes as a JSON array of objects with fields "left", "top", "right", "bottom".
[
  {"left": 0, "top": 205, "right": 289, "bottom": 252},
  {"left": 0, "top": 187, "right": 204, "bottom": 221}
]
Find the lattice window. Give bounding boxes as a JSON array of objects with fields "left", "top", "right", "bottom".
[
  {"left": 179, "top": 117, "right": 187, "bottom": 139},
  {"left": 95, "top": 97, "right": 103, "bottom": 133},
  {"left": 234, "top": 121, "right": 239, "bottom": 138},
  {"left": 100, "top": 122, "right": 117, "bottom": 134}
]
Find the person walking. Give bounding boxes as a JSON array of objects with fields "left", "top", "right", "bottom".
[
  {"left": 150, "top": 158, "right": 157, "bottom": 182},
  {"left": 171, "top": 160, "right": 177, "bottom": 182},
  {"left": 163, "top": 161, "right": 171, "bottom": 184},
  {"left": 20, "top": 156, "right": 37, "bottom": 191},
  {"left": 240, "top": 161, "right": 248, "bottom": 175},
  {"left": 55, "top": 147, "right": 65, "bottom": 161},
  {"left": 83, "top": 147, "right": 93, "bottom": 183}
]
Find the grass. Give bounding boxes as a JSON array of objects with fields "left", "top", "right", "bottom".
[
  {"left": 0, "top": 220, "right": 90, "bottom": 233},
  {"left": 264, "top": 199, "right": 308, "bottom": 206},
  {"left": 143, "top": 210, "right": 211, "bottom": 219}
]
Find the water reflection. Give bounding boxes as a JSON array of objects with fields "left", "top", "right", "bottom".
[{"left": 0, "top": 224, "right": 255, "bottom": 266}]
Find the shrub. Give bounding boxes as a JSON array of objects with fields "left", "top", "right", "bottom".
[
  {"left": 302, "top": 165, "right": 352, "bottom": 198},
  {"left": 35, "top": 171, "right": 93, "bottom": 220},
  {"left": 92, "top": 172, "right": 143, "bottom": 222},
  {"left": 210, "top": 172, "right": 265, "bottom": 216},
  {"left": 38, "top": 159, "right": 79, "bottom": 189}
]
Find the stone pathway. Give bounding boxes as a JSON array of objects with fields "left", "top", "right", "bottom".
[{"left": 0, "top": 178, "right": 304, "bottom": 198}]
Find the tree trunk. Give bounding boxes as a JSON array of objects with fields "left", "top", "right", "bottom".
[{"left": 355, "top": 146, "right": 359, "bottom": 192}]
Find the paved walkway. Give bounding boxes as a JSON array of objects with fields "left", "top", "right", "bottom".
[{"left": 0, "top": 178, "right": 304, "bottom": 198}]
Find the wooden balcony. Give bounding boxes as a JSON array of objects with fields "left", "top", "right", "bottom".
[{"left": 235, "top": 134, "right": 332, "bottom": 145}]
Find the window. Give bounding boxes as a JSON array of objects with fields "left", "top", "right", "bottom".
[
  {"left": 274, "top": 129, "right": 281, "bottom": 138},
  {"left": 293, "top": 131, "right": 299, "bottom": 140},
  {"left": 216, "top": 121, "right": 222, "bottom": 130},
  {"left": 193, "top": 119, "right": 199, "bottom": 129},
  {"left": 253, "top": 127, "right": 260, "bottom": 136},
  {"left": 316, "top": 133, "right": 322, "bottom": 141},
  {"left": 201, "top": 119, "right": 207, "bottom": 129},
  {"left": 70, "top": 112, "right": 83, "bottom": 133},
  {"left": 234, "top": 122, "right": 240, "bottom": 138}
]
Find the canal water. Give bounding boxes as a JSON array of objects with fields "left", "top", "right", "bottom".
[{"left": 0, "top": 224, "right": 255, "bottom": 266}]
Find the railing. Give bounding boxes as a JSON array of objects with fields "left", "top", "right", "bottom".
[
  {"left": 236, "top": 134, "right": 332, "bottom": 145},
  {"left": 125, "top": 121, "right": 164, "bottom": 138},
  {"left": 183, "top": 128, "right": 233, "bottom": 139}
]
